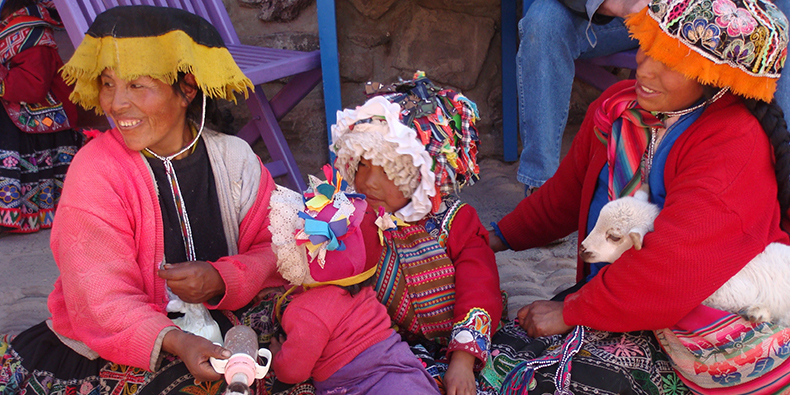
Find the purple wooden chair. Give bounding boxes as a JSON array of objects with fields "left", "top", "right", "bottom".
[{"left": 52, "top": 0, "right": 320, "bottom": 191}]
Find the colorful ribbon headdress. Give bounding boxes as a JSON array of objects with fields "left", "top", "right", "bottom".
[
  {"left": 331, "top": 71, "right": 481, "bottom": 221},
  {"left": 269, "top": 166, "right": 372, "bottom": 288}
]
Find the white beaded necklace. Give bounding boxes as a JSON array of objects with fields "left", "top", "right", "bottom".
[
  {"left": 643, "top": 87, "right": 729, "bottom": 180},
  {"left": 145, "top": 94, "right": 206, "bottom": 261}
]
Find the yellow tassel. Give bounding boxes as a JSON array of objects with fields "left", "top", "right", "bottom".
[{"left": 61, "top": 31, "right": 254, "bottom": 113}]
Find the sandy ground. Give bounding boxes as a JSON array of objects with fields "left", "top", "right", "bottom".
[{"left": 0, "top": 158, "right": 579, "bottom": 335}]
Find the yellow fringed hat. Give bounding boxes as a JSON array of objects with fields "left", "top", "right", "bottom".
[
  {"left": 61, "top": 6, "right": 254, "bottom": 114},
  {"left": 626, "top": 0, "right": 789, "bottom": 102}
]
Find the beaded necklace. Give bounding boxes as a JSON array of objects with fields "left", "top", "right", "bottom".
[
  {"left": 642, "top": 88, "right": 729, "bottom": 180},
  {"left": 145, "top": 95, "right": 206, "bottom": 261}
]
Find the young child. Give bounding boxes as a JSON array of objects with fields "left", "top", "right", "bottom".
[
  {"left": 267, "top": 170, "right": 440, "bottom": 395},
  {"left": 330, "top": 73, "right": 503, "bottom": 394},
  {"left": 0, "top": 0, "right": 81, "bottom": 233}
]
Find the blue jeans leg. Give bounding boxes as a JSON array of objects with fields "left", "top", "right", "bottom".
[{"left": 516, "top": 0, "right": 637, "bottom": 187}]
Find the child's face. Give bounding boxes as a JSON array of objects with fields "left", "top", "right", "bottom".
[{"left": 354, "top": 158, "right": 410, "bottom": 214}]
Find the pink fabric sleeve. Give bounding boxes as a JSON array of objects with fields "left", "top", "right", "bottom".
[
  {"left": 207, "top": 161, "right": 287, "bottom": 311},
  {"left": 272, "top": 298, "right": 331, "bottom": 384}
]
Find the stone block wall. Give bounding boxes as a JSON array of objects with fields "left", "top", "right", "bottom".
[{"left": 223, "top": 0, "right": 506, "bottom": 180}]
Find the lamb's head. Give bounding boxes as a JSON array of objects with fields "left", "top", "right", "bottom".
[{"left": 580, "top": 191, "right": 660, "bottom": 263}]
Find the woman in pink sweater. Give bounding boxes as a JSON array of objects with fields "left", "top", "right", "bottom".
[
  {"left": 0, "top": 6, "right": 288, "bottom": 395},
  {"left": 482, "top": 0, "right": 790, "bottom": 393}
]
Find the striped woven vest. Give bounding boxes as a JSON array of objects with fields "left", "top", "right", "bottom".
[{"left": 373, "top": 200, "right": 464, "bottom": 340}]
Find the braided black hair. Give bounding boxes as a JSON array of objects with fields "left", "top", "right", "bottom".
[
  {"left": 743, "top": 98, "right": 790, "bottom": 233},
  {"left": 338, "top": 276, "right": 376, "bottom": 296}
]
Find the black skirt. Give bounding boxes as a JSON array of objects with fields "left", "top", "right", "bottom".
[{"left": 0, "top": 292, "right": 315, "bottom": 395}]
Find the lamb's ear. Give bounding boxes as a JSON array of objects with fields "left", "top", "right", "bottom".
[{"left": 629, "top": 227, "right": 648, "bottom": 250}]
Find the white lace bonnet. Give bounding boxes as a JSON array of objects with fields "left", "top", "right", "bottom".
[{"left": 330, "top": 96, "right": 435, "bottom": 222}]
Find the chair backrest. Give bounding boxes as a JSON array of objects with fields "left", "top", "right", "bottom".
[{"left": 52, "top": 0, "right": 242, "bottom": 49}]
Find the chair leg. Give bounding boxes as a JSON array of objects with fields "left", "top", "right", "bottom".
[
  {"left": 269, "top": 68, "right": 323, "bottom": 121},
  {"left": 237, "top": 87, "right": 307, "bottom": 192}
]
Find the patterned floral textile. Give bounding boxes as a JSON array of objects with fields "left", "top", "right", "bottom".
[
  {"left": 448, "top": 308, "right": 492, "bottom": 369},
  {"left": 0, "top": 108, "right": 79, "bottom": 233},
  {"left": 654, "top": 305, "right": 790, "bottom": 394},
  {"left": 479, "top": 321, "right": 690, "bottom": 395},
  {"left": 626, "top": 0, "right": 788, "bottom": 101},
  {"left": 0, "top": 291, "right": 314, "bottom": 395}
]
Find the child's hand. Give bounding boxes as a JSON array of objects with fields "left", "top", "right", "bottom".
[
  {"left": 444, "top": 350, "right": 476, "bottom": 395},
  {"left": 268, "top": 333, "right": 285, "bottom": 357}
]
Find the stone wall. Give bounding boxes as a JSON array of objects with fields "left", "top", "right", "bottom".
[{"left": 223, "top": 0, "right": 505, "bottom": 180}]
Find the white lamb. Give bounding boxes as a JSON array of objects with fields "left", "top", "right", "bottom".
[{"left": 580, "top": 190, "right": 790, "bottom": 327}]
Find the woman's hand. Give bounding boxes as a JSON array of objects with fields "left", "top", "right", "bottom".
[
  {"left": 597, "top": 0, "right": 650, "bottom": 17},
  {"left": 517, "top": 300, "right": 573, "bottom": 338},
  {"left": 444, "top": 350, "right": 476, "bottom": 395},
  {"left": 158, "top": 261, "right": 225, "bottom": 303},
  {"left": 163, "top": 329, "right": 230, "bottom": 381},
  {"left": 488, "top": 229, "right": 508, "bottom": 252}
]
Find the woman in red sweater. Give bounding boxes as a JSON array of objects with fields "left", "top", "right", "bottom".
[{"left": 483, "top": 0, "right": 790, "bottom": 393}]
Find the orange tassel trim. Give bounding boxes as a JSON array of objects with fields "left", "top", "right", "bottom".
[{"left": 626, "top": 9, "right": 778, "bottom": 102}]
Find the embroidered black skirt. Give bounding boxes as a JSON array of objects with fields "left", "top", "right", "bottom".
[
  {"left": 0, "top": 292, "right": 315, "bottom": 395},
  {"left": 0, "top": 107, "right": 81, "bottom": 233}
]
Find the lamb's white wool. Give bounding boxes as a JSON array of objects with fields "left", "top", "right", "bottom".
[
  {"left": 582, "top": 193, "right": 790, "bottom": 326},
  {"left": 580, "top": 191, "right": 660, "bottom": 263},
  {"left": 703, "top": 243, "right": 790, "bottom": 326}
]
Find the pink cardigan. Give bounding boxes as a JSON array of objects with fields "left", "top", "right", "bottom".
[{"left": 48, "top": 128, "right": 286, "bottom": 370}]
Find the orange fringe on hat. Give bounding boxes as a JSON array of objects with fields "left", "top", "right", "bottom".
[{"left": 626, "top": 8, "right": 779, "bottom": 102}]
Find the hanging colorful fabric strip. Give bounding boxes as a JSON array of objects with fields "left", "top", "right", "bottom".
[{"left": 500, "top": 325, "right": 586, "bottom": 395}]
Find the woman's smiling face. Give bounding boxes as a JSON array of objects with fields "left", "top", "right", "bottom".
[
  {"left": 353, "top": 157, "right": 410, "bottom": 214},
  {"left": 98, "top": 69, "right": 193, "bottom": 155},
  {"left": 634, "top": 49, "right": 705, "bottom": 113}
]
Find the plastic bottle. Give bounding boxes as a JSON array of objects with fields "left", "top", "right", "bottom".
[{"left": 210, "top": 325, "right": 272, "bottom": 395}]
